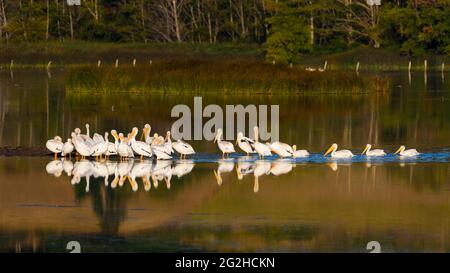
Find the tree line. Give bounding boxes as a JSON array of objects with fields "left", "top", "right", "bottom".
[{"left": 0, "top": 0, "right": 448, "bottom": 62}]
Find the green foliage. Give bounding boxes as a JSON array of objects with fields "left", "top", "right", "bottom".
[
  {"left": 264, "top": 1, "right": 312, "bottom": 64},
  {"left": 0, "top": 0, "right": 448, "bottom": 57}
]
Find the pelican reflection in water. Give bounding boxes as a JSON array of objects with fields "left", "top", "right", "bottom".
[{"left": 46, "top": 159, "right": 195, "bottom": 193}]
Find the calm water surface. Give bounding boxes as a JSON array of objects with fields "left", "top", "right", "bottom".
[{"left": 0, "top": 69, "right": 449, "bottom": 252}]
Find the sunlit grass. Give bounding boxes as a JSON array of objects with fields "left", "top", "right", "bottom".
[{"left": 66, "top": 60, "right": 390, "bottom": 94}]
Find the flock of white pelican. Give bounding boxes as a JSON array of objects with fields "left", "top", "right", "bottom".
[{"left": 46, "top": 124, "right": 420, "bottom": 162}]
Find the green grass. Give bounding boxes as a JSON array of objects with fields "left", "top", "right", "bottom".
[
  {"left": 0, "top": 41, "right": 447, "bottom": 71},
  {"left": 66, "top": 59, "right": 390, "bottom": 94}
]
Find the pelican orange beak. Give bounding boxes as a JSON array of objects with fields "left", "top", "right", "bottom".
[
  {"left": 213, "top": 135, "right": 217, "bottom": 143},
  {"left": 394, "top": 146, "right": 403, "bottom": 154},
  {"left": 324, "top": 145, "right": 334, "bottom": 156},
  {"left": 362, "top": 145, "right": 369, "bottom": 155}
]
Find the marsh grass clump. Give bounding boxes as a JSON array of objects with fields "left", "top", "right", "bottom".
[{"left": 67, "top": 60, "right": 389, "bottom": 94}]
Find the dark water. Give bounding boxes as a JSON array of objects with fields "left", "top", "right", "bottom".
[{"left": 0, "top": 69, "right": 449, "bottom": 252}]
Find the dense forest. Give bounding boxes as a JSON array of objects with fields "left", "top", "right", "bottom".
[{"left": 0, "top": 0, "right": 448, "bottom": 63}]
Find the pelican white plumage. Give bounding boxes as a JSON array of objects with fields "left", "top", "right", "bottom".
[
  {"left": 62, "top": 159, "right": 74, "bottom": 176},
  {"left": 172, "top": 139, "right": 195, "bottom": 159},
  {"left": 71, "top": 132, "right": 91, "bottom": 159},
  {"left": 253, "top": 126, "right": 271, "bottom": 158},
  {"left": 143, "top": 124, "right": 153, "bottom": 144},
  {"left": 82, "top": 124, "right": 95, "bottom": 146},
  {"left": 236, "top": 161, "right": 255, "bottom": 180},
  {"left": 129, "top": 127, "right": 153, "bottom": 160},
  {"left": 394, "top": 145, "right": 420, "bottom": 157},
  {"left": 61, "top": 138, "right": 74, "bottom": 159},
  {"left": 92, "top": 161, "right": 110, "bottom": 186},
  {"left": 118, "top": 133, "right": 131, "bottom": 160},
  {"left": 90, "top": 132, "right": 109, "bottom": 161},
  {"left": 270, "top": 160, "right": 293, "bottom": 176},
  {"left": 46, "top": 160, "right": 63, "bottom": 177},
  {"left": 323, "top": 143, "right": 354, "bottom": 159},
  {"left": 46, "top": 136, "right": 63, "bottom": 159},
  {"left": 214, "top": 128, "right": 235, "bottom": 158},
  {"left": 253, "top": 160, "right": 271, "bottom": 193},
  {"left": 151, "top": 160, "right": 172, "bottom": 189},
  {"left": 236, "top": 132, "right": 255, "bottom": 155},
  {"left": 292, "top": 145, "right": 309, "bottom": 158},
  {"left": 105, "top": 130, "right": 118, "bottom": 159},
  {"left": 213, "top": 160, "right": 234, "bottom": 186},
  {"left": 172, "top": 160, "right": 195, "bottom": 178},
  {"left": 152, "top": 143, "right": 172, "bottom": 160},
  {"left": 164, "top": 131, "right": 175, "bottom": 154},
  {"left": 362, "top": 144, "right": 386, "bottom": 156},
  {"left": 268, "top": 141, "right": 293, "bottom": 158}
]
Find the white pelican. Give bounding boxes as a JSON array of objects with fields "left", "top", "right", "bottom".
[
  {"left": 394, "top": 145, "right": 420, "bottom": 157},
  {"left": 129, "top": 127, "right": 153, "bottom": 160},
  {"left": 61, "top": 138, "right": 74, "bottom": 159},
  {"left": 253, "top": 160, "right": 271, "bottom": 193},
  {"left": 164, "top": 131, "right": 175, "bottom": 154},
  {"left": 152, "top": 141, "right": 172, "bottom": 160},
  {"left": 362, "top": 144, "right": 386, "bottom": 157},
  {"left": 118, "top": 133, "right": 131, "bottom": 160},
  {"left": 172, "top": 139, "right": 195, "bottom": 159},
  {"left": 268, "top": 141, "right": 293, "bottom": 158},
  {"left": 80, "top": 124, "right": 95, "bottom": 146},
  {"left": 292, "top": 145, "right": 310, "bottom": 158},
  {"left": 236, "top": 132, "right": 255, "bottom": 155},
  {"left": 46, "top": 136, "right": 63, "bottom": 159},
  {"left": 126, "top": 133, "right": 135, "bottom": 158},
  {"left": 270, "top": 160, "right": 293, "bottom": 176},
  {"left": 213, "top": 160, "right": 234, "bottom": 186},
  {"left": 253, "top": 126, "right": 271, "bottom": 158},
  {"left": 106, "top": 130, "right": 118, "bottom": 159},
  {"left": 214, "top": 128, "right": 235, "bottom": 158},
  {"left": 143, "top": 124, "right": 153, "bottom": 144},
  {"left": 90, "top": 132, "right": 109, "bottom": 161},
  {"left": 92, "top": 132, "right": 104, "bottom": 144},
  {"left": 46, "top": 160, "right": 63, "bottom": 177},
  {"left": 71, "top": 132, "right": 91, "bottom": 159},
  {"left": 324, "top": 143, "right": 354, "bottom": 159}
]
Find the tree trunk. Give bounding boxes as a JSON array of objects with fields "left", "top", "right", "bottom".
[
  {"left": 172, "top": 0, "right": 181, "bottom": 42},
  {"left": 46, "top": 0, "right": 50, "bottom": 40}
]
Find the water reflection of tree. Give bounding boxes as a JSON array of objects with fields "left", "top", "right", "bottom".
[{"left": 74, "top": 177, "right": 130, "bottom": 236}]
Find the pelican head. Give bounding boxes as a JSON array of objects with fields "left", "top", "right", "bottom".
[
  {"left": 85, "top": 123, "right": 90, "bottom": 129},
  {"left": 292, "top": 145, "right": 297, "bottom": 151},
  {"left": 362, "top": 144, "right": 371, "bottom": 155},
  {"left": 67, "top": 138, "right": 72, "bottom": 143},
  {"left": 166, "top": 131, "right": 171, "bottom": 140},
  {"left": 119, "top": 133, "right": 125, "bottom": 141},
  {"left": 74, "top": 128, "right": 81, "bottom": 135},
  {"left": 324, "top": 143, "right": 338, "bottom": 156},
  {"left": 111, "top": 130, "right": 119, "bottom": 140},
  {"left": 54, "top": 136, "right": 62, "bottom": 142},
  {"left": 394, "top": 145, "right": 406, "bottom": 154},
  {"left": 132, "top": 127, "right": 139, "bottom": 136}
]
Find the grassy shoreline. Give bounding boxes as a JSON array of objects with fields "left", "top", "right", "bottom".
[
  {"left": 0, "top": 41, "right": 448, "bottom": 71},
  {"left": 66, "top": 61, "right": 389, "bottom": 94}
]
